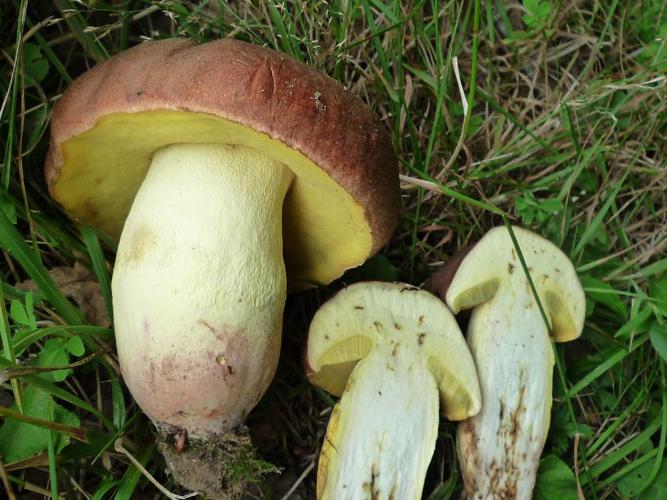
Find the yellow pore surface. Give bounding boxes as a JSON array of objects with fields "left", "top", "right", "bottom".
[{"left": 52, "top": 110, "right": 373, "bottom": 289}]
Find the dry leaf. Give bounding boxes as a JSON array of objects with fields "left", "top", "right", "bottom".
[{"left": 17, "top": 262, "right": 110, "bottom": 327}]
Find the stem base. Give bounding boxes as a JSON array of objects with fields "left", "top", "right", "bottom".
[{"left": 157, "top": 423, "right": 276, "bottom": 499}]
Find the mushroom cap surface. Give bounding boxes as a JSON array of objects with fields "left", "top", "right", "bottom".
[
  {"left": 306, "top": 281, "right": 481, "bottom": 420},
  {"left": 444, "top": 226, "right": 585, "bottom": 342},
  {"left": 45, "top": 38, "right": 400, "bottom": 288}
]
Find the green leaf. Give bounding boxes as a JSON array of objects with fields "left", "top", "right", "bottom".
[
  {"left": 0, "top": 357, "right": 111, "bottom": 429},
  {"left": 13, "top": 325, "right": 113, "bottom": 356},
  {"left": 650, "top": 323, "right": 667, "bottom": 362},
  {"left": 10, "top": 299, "right": 34, "bottom": 328},
  {"left": 0, "top": 386, "right": 79, "bottom": 462},
  {"left": 65, "top": 335, "right": 85, "bottom": 357},
  {"left": 110, "top": 371, "right": 126, "bottom": 430},
  {"left": 615, "top": 305, "right": 653, "bottom": 338},
  {"left": 25, "top": 105, "right": 49, "bottom": 152},
  {"left": 113, "top": 441, "right": 156, "bottom": 500},
  {"left": 597, "top": 390, "right": 619, "bottom": 411},
  {"left": 580, "top": 274, "right": 628, "bottom": 320},
  {"left": 515, "top": 191, "right": 563, "bottom": 226},
  {"left": 36, "top": 338, "right": 71, "bottom": 382},
  {"left": 537, "top": 2, "right": 550, "bottom": 18},
  {"left": 343, "top": 254, "right": 399, "bottom": 282},
  {"left": 92, "top": 477, "right": 122, "bottom": 500},
  {"left": 515, "top": 193, "right": 537, "bottom": 224},
  {"left": 22, "top": 42, "right": 49, "bottom": 86},
  {"left": 618, "top": 454, "right": 667, "bottom": 498},
  {"left": 639, "top": 20, "right": 667, "bottom": 71},
  {"left": 10, "top": 293, "right": 37, "bottom": 329},
  {"left": 0, "top": 197, "right": 16, "bottom": 224},
  {"left": 523, "top": 0, "right": 551, "bottom": 29},
  {"left": 549, "top": 406, "right": 594, "bottom": 454},
  {"left": 642, "top": 460, "right": 667, "bottom": 499},
  {"left": 524, "top": 0, "right": 538, "bottom": 11},
  {"left": 534, "top": 455, "right": 578, "bottom": 500},
  {"left": 80, "top": 225, "right": 113, "bottom": 325},
  {"left": 507, "top": 30, "right": 534, "bottom": 41},
  {"left": 649, "top": 273, "right": 667, "bottom": 317}
]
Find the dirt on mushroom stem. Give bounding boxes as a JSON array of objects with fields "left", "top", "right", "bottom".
[
  {"left": 157, "top": 422, "right": 278, "bottom": 499},
  {"left": 456, "top": 285, "right": 553, "bottom": 500}
]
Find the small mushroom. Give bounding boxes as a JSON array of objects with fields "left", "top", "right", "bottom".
[
  {"left": 45, "top": 39, "right": 399, "bottom": 497},
  {"left": 427, "top": 226, "right": 585, "bottom": 499},
  {"left": 306, "top": 282, "right": 481, "bottom": 499}
]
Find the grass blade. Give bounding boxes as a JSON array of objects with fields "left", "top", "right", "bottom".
[
  {"left": 80, "top": 225, "right": 113, "bottom": 325},
  {"left": 0, "top": 206, "right": 84, "bottom": 325},
  {"left": 113, "top": 441, "right": 156, "bottom": 500},
  {"left": 0, "top": 357, "right": 112, "bottom": 430}
]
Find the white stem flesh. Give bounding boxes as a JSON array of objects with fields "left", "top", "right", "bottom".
[
  {"left": 112, "top": 143, "right": 293, "bottom": 434},
  {"left": 318, "top": 341, "right": 439, "bottom": 500},
  {"left": 457, "top": 283, "right": 553, "bottom": 499}
]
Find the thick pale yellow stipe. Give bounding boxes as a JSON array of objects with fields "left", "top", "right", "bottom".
[{"left": 113, "top": 144, "right": 293, "bottom": 433}]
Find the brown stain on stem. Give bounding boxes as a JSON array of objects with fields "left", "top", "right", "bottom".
[
  {"left": 460, "top": 370, "right": 531, "bottom": 499},
  {"left": 123, "top": 223, "right": 155, "bottom": 265},
  {"left": 131, "top": 323, "right": 257, "bottom": 430}
]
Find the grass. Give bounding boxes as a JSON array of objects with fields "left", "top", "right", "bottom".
[{"left": 0, "top": 0, "right": 666, "bottom": 498}]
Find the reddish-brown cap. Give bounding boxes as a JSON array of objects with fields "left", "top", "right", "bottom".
[
  {"left": 424, "top": 244, "right": 474, "bottom": 300},
  {"left": 45, "top": 38, "right": 400, "bottom": 288}
]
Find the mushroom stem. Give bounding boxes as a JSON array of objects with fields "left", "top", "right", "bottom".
[
  {"left": 458, "top": 284, "right": 553, "bottom": 499},
  {"left": 112, "top": 142, "right": 293, "bottom": 434},
  {"left": 318, "top": 342, "right": 439, "bottom": 499}
]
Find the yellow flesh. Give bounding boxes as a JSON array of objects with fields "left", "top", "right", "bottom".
[
  {"left": 449, "top": 279, "right": 499, "bottom": 314},
  {"left": 450, "top": 278, "right": 580, "bottom": 342},
  {"left": 308, "top": 336, "right": 373, "bottom": 395},
  {"left": 53, "top": 110, "right": 372, "bottom": 288},
  {"left": 310, "top": 336, "right": 477, "bottom": 420}
]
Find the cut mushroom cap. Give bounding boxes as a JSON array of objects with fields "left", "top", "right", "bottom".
[
  {"left": 444, "top": 226, "right": 585, "bottom": 342},
  {"left": 428, "top": 226, "right": 585, "bottom": 499},
  {"left": 306, "top": 282, "right": 481, "bottom": 499},
  {"left": 45, "top": 39, "right": 399, "bottom": 498},
  {"left": 306, "top": 282, "right": 481, "bottom": 419}
]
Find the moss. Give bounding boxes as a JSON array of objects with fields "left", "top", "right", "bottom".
[{"left": 157, "top": 423, "right": 279, "bottom": 499}]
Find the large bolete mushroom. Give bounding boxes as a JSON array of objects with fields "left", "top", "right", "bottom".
[
  {"left": 427, "top": 226, "right": 585, "bottom": 499},
  {"left": 45, "top": 39, "right": 399, "bottom": 497},
  {"left": 305, "top": 282, "right": 481, "bottom": 499}
]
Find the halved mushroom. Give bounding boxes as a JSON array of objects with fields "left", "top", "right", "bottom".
[
  {"left": 427, "top": 226, "right": 585, "bottom": 499},
  {"left": 306, "top": 282, "right": 481, "bottom": 499}
]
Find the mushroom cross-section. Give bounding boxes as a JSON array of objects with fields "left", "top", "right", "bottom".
[
  {"left": 306, "top": 282, "right": 481, "bottom": 499},
  {"left": 427, "top": 226, "right": 585, "bottom": 499},
  {"left": 45, "top": 39, "right": 399, "bottom": 497}
]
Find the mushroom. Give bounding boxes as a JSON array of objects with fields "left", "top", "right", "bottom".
[
  {"left": 426, "top": 226, "right": 585, "bottom": 499},
  {"left": 45, "top": 39, "right": 399, "bottom": 496},
  {"left": 305, "top": 282, "right": 481, "bottom": 499}
]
